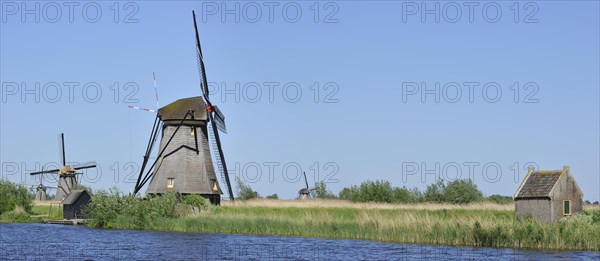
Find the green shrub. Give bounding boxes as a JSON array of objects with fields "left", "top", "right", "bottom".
[
  {"left": 392, "top": 186, "right": 424, "bottom": 203},
  {"left": 183, "top": 194, "right": 208, "bottom": 208},
  {"left": 486, "top": 194, "right": 513, "bottom": 204},
  {"left": 443, "top": 179, "right": 483, "bottom": 204},
  {"left": 338, "top": 180, "right": 395, "bottom": 203},
  {"left": 311, "top": 181, "right": 336, "bottom": 199},
  {"left": 265, "top": 194, "right": 279, "bottom": 200},
  {"left": 338, "top": 186, "right": 359, "bottom": 201},
  {"left": 73, "top": 184, "right": 94, "bottom": 197},
  {"left": 424, "top": 180, "right": 445, "bottom": 202},
  {"left": 236, "top": 177, "right": 258, "bottom": 200},
  {"left": 84, "top": 188, "right": 211, "bottom": 229},
  {"left": 0, "top": 210, "right": 34, "bottom": 223},
  {"left": 0, "top": 180, "right": 33, "bottom": 214}
]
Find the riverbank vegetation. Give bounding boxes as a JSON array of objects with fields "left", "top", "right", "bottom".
[
  {"left": 81, "top": 187, "right": 600, "bottom": 251},
  {"left": 2, "top": 178, "right": 599, "bottom": 251},
  {"left": 0, "top": 180, "right": 35, "bottom": 222}
]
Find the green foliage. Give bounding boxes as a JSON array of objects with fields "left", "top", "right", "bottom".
[
  {"left": 0, "top": 211, "right": 35, "bottom": 223},
  {"left": 0, "top": 180, "right": 33, "bottom": 214},
  {"left": 392, "top": 187, "right": 411, "bottom": 203},
  {"left": 31, "top": 205, "right": 63, "bottom": 219},
  {"left": 236, "top": 177, "right": 258, "bottom": 200},
  {"left": 182, "top": 194, "right": 209, "bottom": 209},
  {"left": 338, "top": 186, "right": 359, "bottom": 201},
  {"left": 265, "top": 194, "right": 279, "bottom": 200},
  {"left": 424, "top": 180, "right": 446, "bottom": 202},
  {"left": 443, "top": 179, "right": 484, "bottom": 204},
  {"left": 338, "top": 180, "right": 395, "bottom": 203},
  {"left": 84, "top": 187, "right": 194, "bottom": 229},
  {"left": 591, "top": 211, "right": 600, "bottom": 224},
  {"left": 339, "top": 179, "right": 484, "bottom": 204},
  {"left": 73, "top": 184, "right": 94, "bottom": 197},
  {"left": 486, "top": 194, "right": 514, "bottom": 204},
  {"left": 311, "top": 181, "right": 336, "bottom": 199}
]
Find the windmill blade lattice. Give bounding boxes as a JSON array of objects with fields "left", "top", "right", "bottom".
[{"left": 192, "top": 10, "right": 234, "bottom": 201}]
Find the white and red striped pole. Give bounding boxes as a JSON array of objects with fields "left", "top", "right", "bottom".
[
  {"left": 128, "top": 105, "right": 156, "bottom": 113},
  {"left": 153, "top": 72, "right": 160, "bottom": 110}
]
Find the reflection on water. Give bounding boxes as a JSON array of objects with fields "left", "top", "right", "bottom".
[{"left": 0, "top": 223, "right": 598, "bottom": 260}]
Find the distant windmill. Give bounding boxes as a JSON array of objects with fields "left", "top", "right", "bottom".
[
  {"left": 30, "top": 173, "right": 57, "bottom": 201},
  {"left": 298, "top": 172, "right": 313, "bottom": 199},
  {"left": 133, "top": 11, "right": 234, "bottom": 205},
  {"left": 30, "top": 133, "right": 97, "bottom": 201}
]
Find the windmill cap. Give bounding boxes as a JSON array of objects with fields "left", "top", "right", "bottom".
[{"left": 158, "top": 96, "right": 208, "bottom": 125}]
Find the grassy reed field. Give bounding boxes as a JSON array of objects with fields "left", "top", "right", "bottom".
[
  {"left": 223, "top": 199, "right": 514, "bottom": 210},
  {"left": 31, "top": 204, "right": 63, "bottom": 219},
  {"left": 102, "top": 199, "right": 600, "bottom": 251}
]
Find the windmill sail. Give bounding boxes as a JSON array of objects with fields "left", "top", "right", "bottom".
[
  {"left": 303, "top": 172, "right": 309, "bottom": 189},
  {"left": 192, "top": 10, "right": 234, "bottom": 201},
  {"left": 212, "top": 105, "right": 227, "bottom": 134},
  {"left": 58, "top": 133, "right": 66, "bottom": 166}
]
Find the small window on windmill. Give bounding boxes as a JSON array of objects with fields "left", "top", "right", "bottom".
[
  {"left": 191, "top": 127, "right": 195, "bottom": 136},
  {"left": 210, "top": 179, "right": 218, "bottom": 192},
  {"left": 167, "top": 178, "right": 175, "bottom": 189}
]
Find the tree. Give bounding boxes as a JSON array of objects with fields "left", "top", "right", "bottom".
[
  {"left": 393, "top": 187, "right": 414, "bottom": 203},
  {"left": 443, "top": 179, "right": 484, "bottom": 204},
  {"left": 487, "top": 194, "right": 513, "bottom": 204},
  {"left": 338, "top": 186, "right": 359, "bottom": 201},
  {"left": 408, "top": 187, "right": 424, "bottom": 202},
  {"left": 339, "top": 180, "right": 394, "bottom": 203},
  {"left": 265, "top": 194, "right": 279, "bottom": 200},
  {"left": 311, "top": 181, "right": 336, "bottom": 199},
  {"left": 236, "top": 177, "right": 258, "bottom": 200},
  {"left": 424, "top": 180, "right": 445, "bottom": 202}
]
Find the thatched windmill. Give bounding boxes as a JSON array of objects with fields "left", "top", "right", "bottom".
[
  {"left": 298, "top": 172, "right": 313, "bottom": 199},
  {"left": 30, "top": 133, "right": 96, "bottom": 200},
  {"left": 133, "top": 11, "right": 234, "bottom": 205}
]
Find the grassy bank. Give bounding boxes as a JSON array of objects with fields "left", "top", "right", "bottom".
[{"left": 91, "top": 198, "right": 600, "bottom": 251}]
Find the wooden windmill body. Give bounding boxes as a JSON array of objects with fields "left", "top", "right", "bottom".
[{"left": 144, "top": 97, "right": 222, "bottom": 202}]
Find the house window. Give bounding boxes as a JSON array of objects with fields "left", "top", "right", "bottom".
[
  {"left": 563, "top": 200, "right": 571, "bottom": 216},
  {"left": 167, "top": 178, "right": 175, "bottom": 189}
]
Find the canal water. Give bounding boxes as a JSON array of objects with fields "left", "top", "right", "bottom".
[{"left": 0, "top": 223, "right": 598, "bottom": 260}]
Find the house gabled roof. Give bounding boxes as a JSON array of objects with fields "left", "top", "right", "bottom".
[
  {"left": 515, "top": 166, "right": 584, "bottom": 200},
  {"left": 61, "top": 190, "right": 89, "bottom": 205},
  {"left": 515, "top": 170, "right": 563, "bottom": 199}
]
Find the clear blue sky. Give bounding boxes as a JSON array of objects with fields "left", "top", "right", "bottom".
[{"left": 1, "top": 1, "right": 599, "bottom": 201}]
